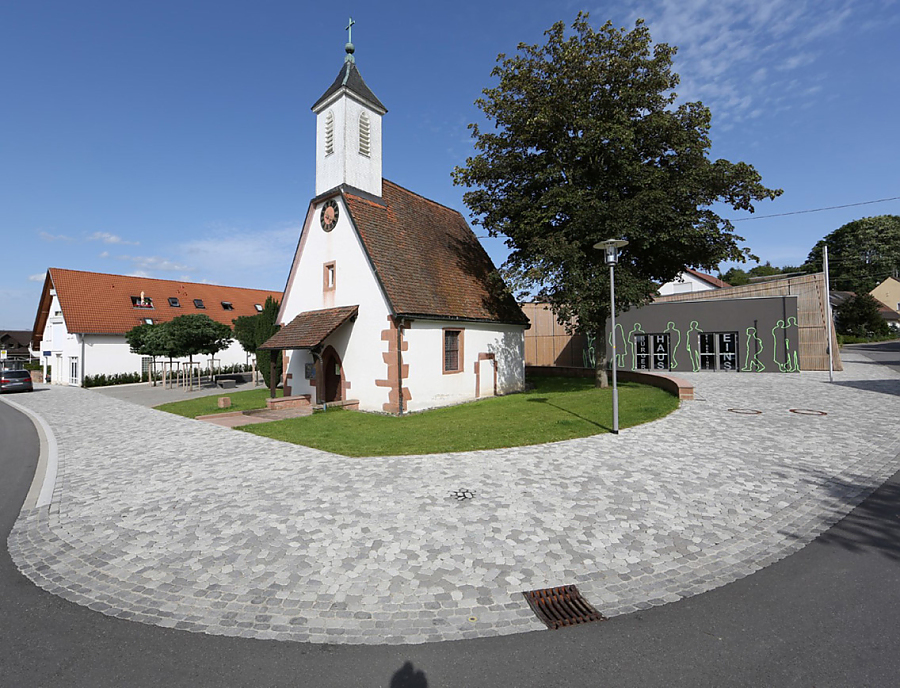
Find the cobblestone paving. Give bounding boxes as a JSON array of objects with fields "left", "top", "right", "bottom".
[{"left": 6, "top": 352, "right": 900, "bottom": 645}]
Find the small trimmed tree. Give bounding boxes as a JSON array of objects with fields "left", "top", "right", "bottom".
[
  {"left": 165, "top": 314, "right": 233, "bottom": 366},
  {"left": 254, "top": 297, "right": 281, "bottom": 388}
]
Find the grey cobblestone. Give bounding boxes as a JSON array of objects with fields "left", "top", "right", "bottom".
[{"left": 5, "top": 351, "right": 900, "bottom": 644}]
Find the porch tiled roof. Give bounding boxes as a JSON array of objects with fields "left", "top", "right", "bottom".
[
  {"left": 343, "top": 180, "right": 528, "bottom": 325},
  {"left": 260, "top": 305, "right": 359, "bottom": 350}
]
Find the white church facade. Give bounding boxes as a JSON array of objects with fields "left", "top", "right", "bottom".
[{"left": 261, "top": 43, "right": 528, "bottom": 414}]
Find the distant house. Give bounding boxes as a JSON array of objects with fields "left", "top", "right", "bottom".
[
  {"left": 657, "top": 269, "right": 729, "bottom": 296},
  {"left": 32, "top": 268, "right": 281, "bottom": 386},
  {"left": 0, "top": 330, "right": 34, "bottom": 368},
  {"left": 870, "top": 276, "right": 900, "bottom": 317},
  {"left": 260, "top": 46, "right": 528, "bottom": 413}
]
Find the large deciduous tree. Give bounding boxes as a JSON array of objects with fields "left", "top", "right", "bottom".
[
  {"left": 804, "top": 215, "right": 900, "bottom": 293},
  {"left": 452, "top": 13, "right": 781, "bottom": 385}
]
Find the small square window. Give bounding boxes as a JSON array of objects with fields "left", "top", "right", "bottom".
[
  {"left": 254, "top": 304, "right": 264, "bottom": 312},
  {"left": 193, "top": 299, "right": 205, "bottom": 309},
  {"left": 168, "top": 297, "right": 181, "bottom": 307},
  {"left": 221, "top": 301, "right": 234, "bottom": 311}
]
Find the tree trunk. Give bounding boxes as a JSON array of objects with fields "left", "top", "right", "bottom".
[{"left": 594, "top": 329, "right": 609, "bottom": 388}]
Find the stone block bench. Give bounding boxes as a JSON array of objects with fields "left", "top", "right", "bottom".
[{"left": 525, "top": 365, "right": 694, "bottom": 401}]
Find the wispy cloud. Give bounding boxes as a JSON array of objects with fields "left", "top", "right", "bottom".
[
  {"left": 87, "top": 231, "right": 139, "bottom": 246},
  {"left": 177, "top": 223, "right": 299, "bottom": 288},
  {"left": 28, "top": 272, "right": 47, "bottom": 282},
  {"left": 39, "top": 231, "right": 74, "bottom": 242},
  {"left": 614, "top": 0, "right": 872, "bottom": 126},
  {"left": 115, "top": 255, "right": 193, "bottom": 272}
]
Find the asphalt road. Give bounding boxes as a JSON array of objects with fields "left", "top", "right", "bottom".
[{"left": 2, "top": 342, "right": 900, "bottom": 686}]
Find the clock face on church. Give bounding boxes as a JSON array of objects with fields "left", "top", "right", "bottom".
[{"left": 320, "top": 199, "right": 339, "bottom": 232}]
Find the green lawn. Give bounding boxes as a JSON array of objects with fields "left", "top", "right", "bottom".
[
  {"left": 238, "top": 377, "right": 679, "bottom": 456},
  {"left": 154, "top": 387, "right": 283, "bottom": 418}
]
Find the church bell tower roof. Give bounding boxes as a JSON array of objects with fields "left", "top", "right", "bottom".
[{"left": 311, "top": 44, "right": 387, "bottom": 114}]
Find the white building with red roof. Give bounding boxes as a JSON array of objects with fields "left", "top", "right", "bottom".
[
  {"left": 32, "top": 268, "right": 280, "bottom": 385},
  {"left": 657, "top": 268, "right": 730, "bottom": 296}
]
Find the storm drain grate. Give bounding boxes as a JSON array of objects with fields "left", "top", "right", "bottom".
[{"left": 523, "top": 585, "right": 606, "bottom": 630}]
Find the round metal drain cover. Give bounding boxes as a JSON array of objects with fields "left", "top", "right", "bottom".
[
  {"left": 790, "top": 408, "right": 827, "bottom": 416},
  {"left": 728, "top": 408, "right": 762, "bottom": 415}
]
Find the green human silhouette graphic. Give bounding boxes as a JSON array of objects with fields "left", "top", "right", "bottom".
[
  {"left": 608, "top": 323, "right": 627, "bottom": 368},
  {"left": 583, "top": 332, "right": 596, "bottom": 369},
  {"left": 686, "top": 320, "right": 703, "bottom": 372},
  {"left": 785, "top": 316, "right": 800, "bottom": 372},
  {"left": 771, "top": 319, "right": 787, "bottom": 372},
  {"left": 664, "top": 321, "right": 681, "bottom": 369},
  {"left": 742, "top": 326, "right": 765, "bottom": 372},
  {"left": 627, "top": 323, "right": 646, "bottom": 370}
]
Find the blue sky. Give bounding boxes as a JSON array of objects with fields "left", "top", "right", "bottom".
[{"left": 2, "top": 0, "right": 899, "bottom": 329}]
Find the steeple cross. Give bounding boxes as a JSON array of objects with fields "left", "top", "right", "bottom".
[{"left": 346, "top": 17, "right": 355, "bottom": 44}]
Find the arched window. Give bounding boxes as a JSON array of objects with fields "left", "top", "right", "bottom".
[
  {"left": 358, "top": 112, "right": 371, "bottom": 157},
  {"left": 324, "top": 111, "right": 334, "bottom": 155}
]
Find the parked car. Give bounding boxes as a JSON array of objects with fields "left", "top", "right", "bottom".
[{"left": 0, "top": 369, "right": 34, "bottom": 393}]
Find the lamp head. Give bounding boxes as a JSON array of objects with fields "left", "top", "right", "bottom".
[{"left": 594, "top": 239, "right": 629, "bottom": 266}]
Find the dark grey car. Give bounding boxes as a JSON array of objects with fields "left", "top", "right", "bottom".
[{"left": 0, "top": 370, "right": 34, "bottom": 393}]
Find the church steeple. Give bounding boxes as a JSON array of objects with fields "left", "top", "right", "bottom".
[{"left": 312, "top": 22, "right": 386, "bottom": 198}]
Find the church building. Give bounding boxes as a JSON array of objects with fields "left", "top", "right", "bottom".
[{"left": 261, "top": 40, "right": 528, "bottom": 414}]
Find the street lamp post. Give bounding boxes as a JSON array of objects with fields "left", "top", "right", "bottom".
[{"left": 594, "top": 239, "right": 629, "bottom": 434}]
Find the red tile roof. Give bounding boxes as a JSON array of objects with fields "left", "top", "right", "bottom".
[
  {"left": 260, "top": 305, "right": 359, "bottom": 350},
  {"left": 342, "top": 180, "right": 528, "bottom": 325},
  {"left": 33, "top": 268, "right": 281, "bottom": 347},
  {"left": 685, "top": 268, "right": 730, "bottom": 289}
]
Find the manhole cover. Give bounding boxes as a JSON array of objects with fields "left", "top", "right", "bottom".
[
  {"left": 523, "top": 585, "right": 605, "bottom": 630},
  {"left": 727, "top": 408, "right": 762, "bottom": 415},
  {"left": 449, "top": 488, "right": 476, "bottom": 501},
  {"left": 790, "top": 408, "right": 827, "bottom": 416}
]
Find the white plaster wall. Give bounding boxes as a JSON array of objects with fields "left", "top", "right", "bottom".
[
  {"left": 657, "top": 272, "right": 718, "bottom": 296},
  {"left": 315, "top": 94, "right": 382, "bottom": 198},
  {"left": 402, "top": 321, "right": 525, "bottom": 413},
  {"left": 281, "top": 196, "right": 393, "bottom": 411}
]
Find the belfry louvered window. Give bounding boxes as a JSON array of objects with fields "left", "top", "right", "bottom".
[
  {"left": 359, "top": 112, "right": 370, "bottom": 157},
  {"left": 325, "top": 111, "right": 334, "bottom": 155}
]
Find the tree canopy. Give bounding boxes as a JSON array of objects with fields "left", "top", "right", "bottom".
[
  {"left": 803, "top": 215, "right": 900, "bottom": 293},
  {"left": 125, "top": 315, "right": 232, "bottom": 365},
  {"left": 834, "top": 293, "right": 891, "bottom": 338},
  {"left": 452, "top": 13, "right": 781, "bottom": 381},
  {"left": 166, "top": 314, "right": 233, "bottom": 362}
]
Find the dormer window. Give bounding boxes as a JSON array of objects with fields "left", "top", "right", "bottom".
[
  {"left": 325, "top": 111, "right": 334, "bottom": 155},
  {"left": 168, "top": 297, "right": 181, "bottom": 307},
  {"left": 221, "top": 301, "right": 234, "bottom": 311},
  {"left": 131, "top": 295, "right": 153, "bottom": 308},
  {"left": 359, "top": 112, "right": 370, "bottom": 156},
  {"left": 254, "top": 304, "right": 263, "bottom": 312},
  {"left": 193, "top": 299, "right": 205, "bottom": 309}
]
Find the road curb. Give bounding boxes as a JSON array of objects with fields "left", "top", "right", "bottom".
[{"left": 0, "top": 394, "right": 57, "bottom": 509}]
